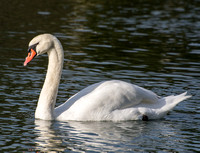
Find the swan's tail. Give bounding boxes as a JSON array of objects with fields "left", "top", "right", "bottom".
[
  {"left": 164, "top": 92, "right": 191, "bottom": 106},
  {"left": 155, "top": 92, "right": 192, "bottom": 119}
]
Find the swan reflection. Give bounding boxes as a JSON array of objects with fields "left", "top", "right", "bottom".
[
  {"left": 34, "top": 120, "right": 177, "bottom": 152},
  {"left": 34, "top": 120, "right": 65, "bottom": 152}
]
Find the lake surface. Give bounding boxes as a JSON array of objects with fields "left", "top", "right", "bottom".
[{"left": 0, "top": 0, "right": 200, "bottom": 152}]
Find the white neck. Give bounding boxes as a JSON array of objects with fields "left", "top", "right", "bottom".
[{"left": 35, "top": 39, "right": 64, "bottom": 120}]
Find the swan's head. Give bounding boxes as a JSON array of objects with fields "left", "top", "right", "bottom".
[{"left": 24, "top": 34, "right": 55, "bottom": 66}]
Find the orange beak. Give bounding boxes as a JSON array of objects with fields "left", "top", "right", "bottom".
[{"left": 24, "top": 49, "right": 37, "bottom": 66}]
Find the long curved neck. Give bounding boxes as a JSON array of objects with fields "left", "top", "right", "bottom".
[{"left": 35, "top": 38, "right": 64, "bottom": 120}]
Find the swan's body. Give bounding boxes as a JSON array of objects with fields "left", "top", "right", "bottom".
[{"left": 24, "top": 34, "right": 191, "bottom": 121}]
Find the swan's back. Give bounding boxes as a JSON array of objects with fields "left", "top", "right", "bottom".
[{"left": 55, "top": 80, "right": 159, "bottom": 121}]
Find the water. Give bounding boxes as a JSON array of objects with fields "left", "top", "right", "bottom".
[{"left": 0, "top": 0, "right": 200, "bottom": 152}]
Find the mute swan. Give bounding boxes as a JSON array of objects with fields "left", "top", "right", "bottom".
[{"left": 24, "top": 34, "right": 191, "bottom": 121}]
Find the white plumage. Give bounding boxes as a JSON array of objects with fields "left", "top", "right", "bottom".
[{"left": 24, "top": 34, "right": 191, "bottom": 121}]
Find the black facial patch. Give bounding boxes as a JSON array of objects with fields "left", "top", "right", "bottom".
[{"left": 28, "top": 42, "right": 39, "bottom": 53}]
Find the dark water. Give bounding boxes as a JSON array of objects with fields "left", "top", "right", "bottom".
[{"left": 0, "top": 0, "right": 200, "bottom": 152}]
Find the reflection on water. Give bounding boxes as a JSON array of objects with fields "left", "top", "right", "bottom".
[
  {"left": 34, "top": 120, "right": 194, "bottom": 152},
  {"left": 0, "top": 0, "right": 200, "bottom": 152},
  {"left": 34, "top": 120, "right": 65, "bottom": 152}
]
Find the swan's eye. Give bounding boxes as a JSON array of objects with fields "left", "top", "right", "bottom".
[{"left": 28, "top": 42, "right": 39, "bottom": 53}]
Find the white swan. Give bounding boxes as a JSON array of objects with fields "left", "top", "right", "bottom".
[{"left": 24, "top": 34, "right": 191, "bottom": 121}]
